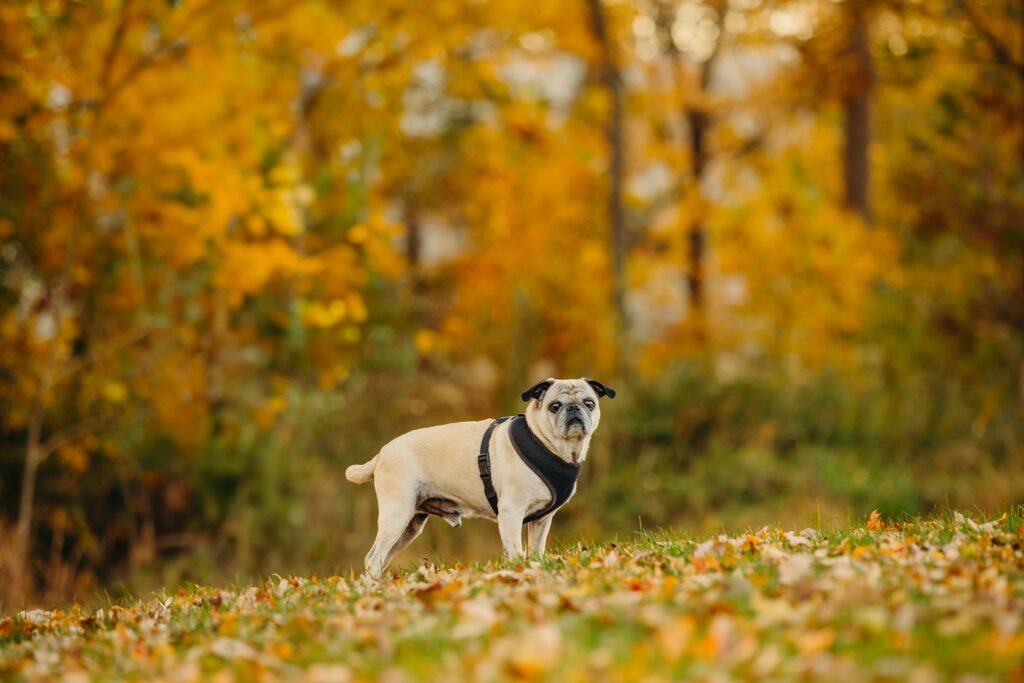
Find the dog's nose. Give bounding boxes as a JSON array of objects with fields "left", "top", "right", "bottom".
[{"left": 566, "top": 404, "right": 581, "bottom": 413}]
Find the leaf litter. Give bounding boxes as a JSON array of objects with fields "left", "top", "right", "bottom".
[{"left": 1, "top": 511, "right": 1022, "bottom": 682}]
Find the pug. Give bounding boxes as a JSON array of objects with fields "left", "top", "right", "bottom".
[{"left": 346, "top": 377, "right": 616, "bottom": 577}]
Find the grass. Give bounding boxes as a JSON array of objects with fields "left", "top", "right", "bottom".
[{"left": 2, "top": 509, "right": 1023, "bottom": 682}]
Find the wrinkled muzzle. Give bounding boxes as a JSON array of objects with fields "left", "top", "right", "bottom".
[{"left": 557, "top": 403, "right": 593, "bottom": 438}]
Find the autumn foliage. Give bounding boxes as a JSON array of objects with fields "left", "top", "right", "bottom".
[
  {"left": 2, "top": 511, "right": 1023, "bottom": 680},
  {"left": 1, "top": 0, "right": 1022, "bottom": 605}
]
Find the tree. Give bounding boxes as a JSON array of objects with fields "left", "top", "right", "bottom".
[
  {"left": 586, "top": 0, "right": 631, "bottom": 374},
  {"left": 655, "top": 0, "right": 727, "bottom": 323},
  {"left": 841, "top": 6, "right": 873, "bottom": 221}
]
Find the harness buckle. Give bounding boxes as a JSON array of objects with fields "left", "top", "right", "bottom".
[{"left": 477, "top": 452, "right": 491, "bottom": 478}]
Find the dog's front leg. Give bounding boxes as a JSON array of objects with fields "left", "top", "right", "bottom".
[
  {"left": 526, "top": 515, "right": 553, "bottom": 557},
  {"left": 497, "top": 502, "right": 527, "bottom": 559}
]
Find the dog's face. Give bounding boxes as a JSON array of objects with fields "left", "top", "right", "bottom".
[{"left": 521, "top": 377, "right": 616, "bottom": 442}]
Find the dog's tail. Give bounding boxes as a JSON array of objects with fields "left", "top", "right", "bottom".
[{"left": 345, "top": 454, "right": 379, "bottom": 484}]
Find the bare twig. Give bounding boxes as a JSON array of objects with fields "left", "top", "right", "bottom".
[
  {"left": 55, "top": 325, "right": 155, "bottom": 383},
  {"left": 38, "top": 417, "right": 111, "bottom": 461}
]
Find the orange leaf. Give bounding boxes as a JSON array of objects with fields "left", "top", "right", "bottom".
[{"left": 867, "top": 510, "right": 885, "bottom": 531}]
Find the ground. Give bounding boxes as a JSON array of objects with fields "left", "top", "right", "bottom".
[{"left": 2, "top": 510, "right": 1023, "bottom": 682}]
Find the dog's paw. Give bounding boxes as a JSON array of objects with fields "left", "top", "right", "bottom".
[{"left": 359, "top": 570, "right": 384, "bottom": 586}]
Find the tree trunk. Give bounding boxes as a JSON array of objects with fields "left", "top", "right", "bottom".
[
  {"left": 13, "top": 427, "right": 43, "bottom": 601},
  {"left": 685, "top": 95, "right": 711, "bottom": 317},
  {"left": 12, "top": 305, "right": 62, "bottom": 603},
  {"left": 585, "top": 0, "right": 629, "bottom": 375},
  {"left": 656, "top": 0, "right": 723, "bottom": 327},
  {"left": 404, "top": 203, "right": 422, "bottom": 276},
  {"left": 842, "top": 10, "right": 873, "bottom": 222}
]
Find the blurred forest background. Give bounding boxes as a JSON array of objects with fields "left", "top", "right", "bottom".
[{"left": 1, "top": 0, "right": 1022, "bottom": 608}]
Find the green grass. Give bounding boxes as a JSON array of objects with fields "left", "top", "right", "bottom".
[{"left": 2, "top": 509, "right": 1023, "bottom": 682}]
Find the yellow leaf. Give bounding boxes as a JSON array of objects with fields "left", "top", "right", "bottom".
[
  {"left": 57, "top": 444, "right": 89, "bottom": 473},
  {"left": 245, "top": 213, "right": 267, "bottom": 236},
  {"left": 658, "top": 615, "right": 695, "bottom": 662},
  {"left": 415, "top": 329, "right": 437, "bottom": 354},
  {"left": 852, "top": 546, "right": 873, "bottom": 560},
  {"left": 796, "top": 628, "right": 835, "bottom": 653},
  {"left": 102, "top": 381, "right": 128, "bottom": 404},
  {"left": 267, "top": 396, "right": 288, "bottom": 415},
  {"left": 506, "top": 623, "right": 562, "bottom": 677},
  {"left": 347, "top": 224, "right": 369, "bottom": 244},
  {"left": 345, "top": 293, "right": 367, "bottom": 323}
]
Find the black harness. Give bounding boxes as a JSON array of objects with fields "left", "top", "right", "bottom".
[{"left": 477, "top": 414, "right": 581, "bottom": 523}]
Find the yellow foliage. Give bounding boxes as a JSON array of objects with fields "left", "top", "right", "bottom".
[
  {"left": 303, "top": 300, "right": 348, "bottom": 329},
  {"left": 101, "top": 382, "right": 129, "bottom": 405},
  {"left": 0, "top": 0, "right": 1019, "bottom": 527},
  {"left": 415, "top": 330, "right": 439, "bottom": 355}
]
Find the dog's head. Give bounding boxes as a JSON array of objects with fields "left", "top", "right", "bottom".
[{"left": 520, "top": 377, "right": 616, "bottom": 441}]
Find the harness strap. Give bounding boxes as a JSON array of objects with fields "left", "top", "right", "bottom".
[
  {"left": 509, "top": 415, "right": 580, "bottom": 523},
  {"left": 477, "top": 416, "right": 512, "bottom": 515}
]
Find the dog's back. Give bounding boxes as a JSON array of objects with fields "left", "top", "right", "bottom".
[{"left": 345, "top": 419, "right": 490, "bottom": 485}]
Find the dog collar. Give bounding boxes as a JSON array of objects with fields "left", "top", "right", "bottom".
[{"left": 477, "top": 414, "right": 581, "bottom": 523}]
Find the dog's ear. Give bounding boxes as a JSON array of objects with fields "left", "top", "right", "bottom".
[
  {"left": 584, "top": 378, "right": 617, "bottom": 399},
  {"left": 521, "top": 379, "right": 555, "bottom": 403}
]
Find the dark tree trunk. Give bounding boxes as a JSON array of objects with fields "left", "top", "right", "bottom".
[
  {"left": 842, "top": 10, "right": 873, "bottom": 222},
  {"left": 404, "top": 203, "right": 421, "bottom": 274},
  {"left": 686, "top": 98, "right": 711, "bottom": 315},
  {"left": 585, "top": 0, "right": 629, "bottom": 372}
]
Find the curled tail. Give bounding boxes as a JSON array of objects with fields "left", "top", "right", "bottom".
[{"left": 345, "top": 454, "right": 379, "bottom": 484}]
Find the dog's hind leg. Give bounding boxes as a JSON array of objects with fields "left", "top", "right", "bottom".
[
  {"left": 365, "top": 506, "right": 416, "bottom": 578},
  {"left": 366, "top": 510, "right": 427, "bottom": 577},
  {"left": 364, "top": 468, "right": 420, "bottom": 578},
  {"left": 382, "top": 513, "right": 430, "bottom": 568}
]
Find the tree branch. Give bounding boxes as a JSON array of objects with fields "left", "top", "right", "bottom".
[
  {"left": 954, "top": 0, "right": 1024, "bottom": 81},
  {"left": 56, "top": 325, "right": 155, "bottom": 383},
  {"left": 38, "top": 417, "right": 110, "bottom": 461},
  {"left": 100, "top": 0, "right": 133, "bottom": 92}
]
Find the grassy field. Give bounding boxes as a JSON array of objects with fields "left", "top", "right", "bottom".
[{"left": 2, "top": 510, "right": 1023, "bottom": 682}]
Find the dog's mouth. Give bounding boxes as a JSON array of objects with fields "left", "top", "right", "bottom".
[{"left": 565, "top": 417, "right": 586, "bottom": 435}]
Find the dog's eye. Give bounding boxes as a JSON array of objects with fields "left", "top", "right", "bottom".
[
  {"left": 583, "top": 399, "right": 595, "bottom": 410},
  {"left": 548, "top": 401, "right": 561, "bottom": 413}
]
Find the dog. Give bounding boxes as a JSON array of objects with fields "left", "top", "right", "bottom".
[{"left": 345, "top": 377, "right": 615, "bottom": 577}]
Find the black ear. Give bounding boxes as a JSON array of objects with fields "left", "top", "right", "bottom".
[
  {"left": 585, "top": 378, "right": 617, "bottom": 399},
  {"left": 520, "top": 379, "right": 554, "bottom": 403}
]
